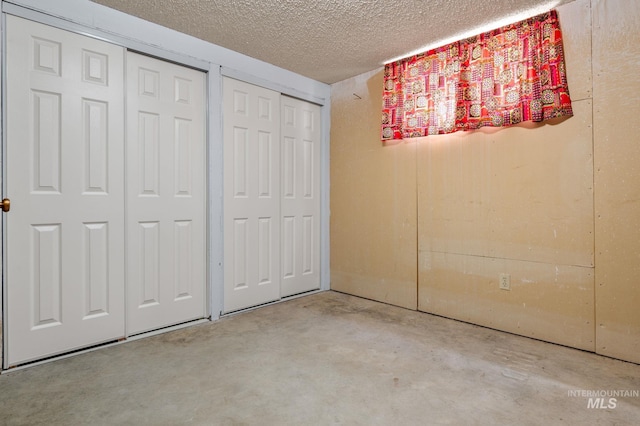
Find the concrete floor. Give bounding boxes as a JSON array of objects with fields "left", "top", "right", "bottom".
[{"left": 0, "top": 291, "right": 639, "bottom": 425}]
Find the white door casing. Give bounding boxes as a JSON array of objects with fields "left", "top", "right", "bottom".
[
  {"left": 126, "top": 52, "right": 207, "bottom": 335},
  {"left": 4, "top": 15, "right": 126, "bottom": 366},
  {"left": 280, "top": 96, "right": 321, "bottom": 297},
  {"left": 223, "top": 77, "right": 281, "bottom": 313}
]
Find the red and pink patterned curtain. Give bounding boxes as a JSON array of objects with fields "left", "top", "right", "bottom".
[{"left": 381, "top": 10, "right": 573, "bottom": 140}]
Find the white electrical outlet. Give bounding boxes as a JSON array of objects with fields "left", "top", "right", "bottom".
[{"left": 499, "top": 273, "right": 511, "bottom": 291}]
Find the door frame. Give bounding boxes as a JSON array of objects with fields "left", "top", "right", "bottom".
[{"left": 0, "top": 0, "right": 331, "bottom": 370}]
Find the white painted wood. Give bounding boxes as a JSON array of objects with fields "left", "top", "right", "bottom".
[
  {"left": 4, "top": 15, "right": 125, "bottom": 366},
  {"left": 207, "top": 68, "right": 224, "bottom": 320},
  {"left": 223, "top": 77, "right": 281, "bottom": 312},
  {"left": 320, "top": 102, "right": 331, "bottom": 292},
  {"left": 126, "top": 52, "right": 207, "bottom": 335},
  {"left": 3, "top": 0, "right": 331, "bottom": 331},
  {"left": 280, "top": 96, "right": 321, "bottom": 297}
]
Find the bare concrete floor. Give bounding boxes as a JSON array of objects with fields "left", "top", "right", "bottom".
[{"left": 1, "top": 291, "right": 639, "bottom": 425}]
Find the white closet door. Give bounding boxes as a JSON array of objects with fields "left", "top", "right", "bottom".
[
  {"left": 223, "top": 77, "right": 281, "bottom": 313},
  {"left": 4, "top": 16, "right": 125, "bottom": 367},
  {"left": 126, "top": 52, "right": 206, "bottom": 334},
  {"left": 280, "top": 97, "right": 321, "bottom": 297}
]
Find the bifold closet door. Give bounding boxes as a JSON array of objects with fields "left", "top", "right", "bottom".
[
  {"left": 126, "top": 52, "right": 207, "bottom": 335},
  {"left": 280, "top": 96, "right": 321, "bottom": 297},
  {"left": 223, "top": 77, "right": 281, "bottom": 313},
  {"left": 4, "top": 15, "right": 126, "bottom": 367}
]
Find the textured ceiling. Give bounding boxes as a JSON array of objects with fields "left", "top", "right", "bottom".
[{"left": 90, "top": 0, "right": 574, "bottom": 84}]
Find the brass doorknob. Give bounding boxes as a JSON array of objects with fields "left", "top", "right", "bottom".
[{"left": 1, "top": 198, "right": 10, "bottom": 212}]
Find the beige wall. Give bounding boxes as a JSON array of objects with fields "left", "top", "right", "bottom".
[
  {"left": 330, "top": 70, "right": 417, "bottom": 310},
  {"left": 592, "top": 0, "right": 640, "bottom": 363},
  {"left": 330, "top": 0, "right": 640, "bottom": 364}
]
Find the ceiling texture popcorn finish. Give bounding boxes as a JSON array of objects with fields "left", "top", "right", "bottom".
[{"left": 90, "top": 0, "right": 575, "bottom": 84}]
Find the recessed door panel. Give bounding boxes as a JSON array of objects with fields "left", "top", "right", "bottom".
[
  {"left": 31, "top": 224, "right": 62, "bottom": 329},
  {"left": 138, "top": 112, "right": 160, "bottom": 196},
  {"left": 233, "top": 127, "right": 249, "bottom": 197},
  {"left": 174, "top": 220, "right": 194, "bottom": 300},
  {"left": 83, "top": 100, "right": 109, "bottom": 194},
  {"left": 233, "top": 218, "right": 249, "bottom": 290},
  {"left": 258, "top": 218, "right": 273, "bottom": 285},
  {"left": 139, "top": 221, "right": 160, "bottom": 307},
  {"left": 283, "top": 136, "right": 296, "bottom": 199},
  {"left": 174, "top": 119, "right": 193, "bottom": 196},
  {"left": 32, "top": 90, "right": 62, "bottom": 193},
  {"left": 282, "top": 216, "right": 296, "bottom": 279},
  {"left": 258, "top": 132, "right": 273, "bottom": 198},
  {"left": 83, "top": 222, "right": 110, "bottom": 318},
  {"left": 302, "top": 215, "right": 314, "bottom": 275}
]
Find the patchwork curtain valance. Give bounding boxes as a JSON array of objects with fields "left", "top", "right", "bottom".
[{"left": 381, "top": 10, "right": 573, "bottom": 140}]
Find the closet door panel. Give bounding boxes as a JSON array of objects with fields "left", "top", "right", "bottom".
[
  {"left": 126, "top": 52, "right": 206, "bottom": 334},
  {"left": 280, "top": 97, "right": 321, "bottom": 297},
  {"left": 223, "top": 77, "right": 281, "bottom": 312},
  {"left": 4, "top": 15, "right": 125, "bottom": 367}
]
